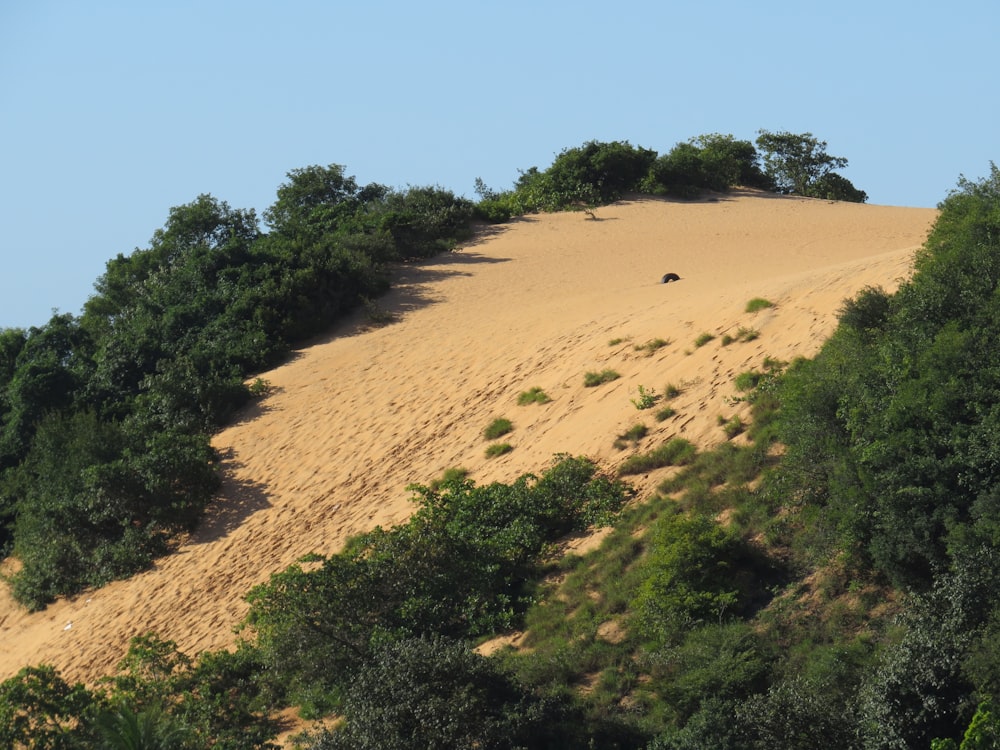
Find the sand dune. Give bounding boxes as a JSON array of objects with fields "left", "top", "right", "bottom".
[{"left": 0, "top": 190, "right": 937, "bottom": 685}]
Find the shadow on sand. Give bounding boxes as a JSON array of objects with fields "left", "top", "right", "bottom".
[{"left": 189, "top": 448, "right": 273, "bottom": 545}]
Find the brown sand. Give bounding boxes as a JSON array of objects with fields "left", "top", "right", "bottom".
[{"left": 0, "top": 191, "right": 938, "bottom": 685}]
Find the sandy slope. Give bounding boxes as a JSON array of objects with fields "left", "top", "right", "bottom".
[{"left": 0, "top": 191, "right": 937, "bottom": 686}]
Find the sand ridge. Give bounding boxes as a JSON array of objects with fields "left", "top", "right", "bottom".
[{"left": 0, "top": 190, "right": 938, "bottom": 685}]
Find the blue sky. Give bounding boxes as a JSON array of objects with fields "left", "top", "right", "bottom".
[{"left": 2, "top": 0, "right": 997, "bottom": 329}]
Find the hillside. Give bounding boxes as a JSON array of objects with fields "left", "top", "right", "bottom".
[{"left": 0, "top": 190, "right": 937, "bottom": 686}]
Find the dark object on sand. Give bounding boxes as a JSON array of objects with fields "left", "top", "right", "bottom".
[{"left": 662, "top": 273, "right": 681, "bottom": 283}]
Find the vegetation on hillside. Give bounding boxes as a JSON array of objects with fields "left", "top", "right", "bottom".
[
  {"left": 16, "top": 138, "right": 1000, "bottom": 749},
  {"left": 0, "top": 130, "right": 864, "bottom": 609}
]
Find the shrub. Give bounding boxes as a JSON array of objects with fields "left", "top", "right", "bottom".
[
  {"left": 719, "top": 415, "right": 745, "bottom": 439},
  {"left": 631, "top": 385, "right": 660, "bottom": 410},
  {"left": 632, "top": 513, "right": 746, "bottom": 646},
  {"left": 311, "top": 636, "right": 565, "bottom": 750},
  {"left": 614, "top": 424, "right": 649, "bottom": 450},
  {"left": 734, "top": 370, "right": 763, "bottom": 392},
  {"left": 517, "top": 387, "right": 551, "bottom": 405},
  {"left": 584, "top": 369, "right": 621, "bottom": 387},
  {"left": 485, "top": 442, "right": 513, "bottom": 458},
  {"left": 694, "top": 333, "right": 715, "bottom": 348},
  {"left": 655, "top": 406, "right": 676, "bottom": 422},
  {"left": 636, "top": 338, "right": 669, "bottom": 356},
  {"left": 745, "top": 297, "right": 774, "bottom": 313},
  {"left": 484, "top": 418, "right": 513, "bottom": 440}
]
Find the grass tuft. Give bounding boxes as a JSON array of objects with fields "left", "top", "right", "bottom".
[
  {"left": 584, "top": 369, "right": 621, "bottom": 387},
  {"left": 484, "top": 418, "right": 513, "bottom": 440},
  {"left": 517, "top": 387, "right": 551, "bottom": 405}
]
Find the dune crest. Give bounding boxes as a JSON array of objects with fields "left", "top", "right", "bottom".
[{"left": 0, "top": 191, "right": 937, "bottom": 684}]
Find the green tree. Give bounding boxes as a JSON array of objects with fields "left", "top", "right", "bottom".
[
  {"left": 690, "top": 133, "right": 769, "bottom": 190},
  {"left": 95, "top": 705, "right": 190, "bottom": 750},
  {"left": 0, "top": 665, "right": 101, "bottom": 749},
  {"left": 755, "top": 130, "right": 864, "bottom": 200},
  {"left": 633, "top": 513, "right": 748, "bottom": 647},
  {"left": 310, "top": 636, "right": 563, "bottom": 750}
]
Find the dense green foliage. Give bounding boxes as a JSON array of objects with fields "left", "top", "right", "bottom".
[
  {"left": 755, "top": 130, "right": 867, "bottom": 200},
  {"left": 244, "top": 455, "right": 632, "bottom": 715},
  {"left": 0, "top": 634, "right": 277, "bottom": 749},
  {"left": 310, "top": 636, "right": 570, "bottom": 750}
]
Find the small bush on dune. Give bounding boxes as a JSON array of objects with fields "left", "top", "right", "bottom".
[
  {"left": 636, "top": 338, "right": 670, "bottom": 356},
  {"left": 584, "top": 369, "right": 621, "bottom": 387},
  {"left": 745, "top": 297, "right": 774, "bottom": 313},
  {"left": 518, "top": 387, "right": 551, "bottom": 405},
  {"left": 484, "top": 418, "right": 513, "bottom": 440},
  {"left": 485, "top": 442, "right": 513, "bottom": 458}
]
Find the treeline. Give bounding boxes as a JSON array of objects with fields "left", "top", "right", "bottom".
[{"left": 0, "top": 130, "right": 863, "bottom": 609}]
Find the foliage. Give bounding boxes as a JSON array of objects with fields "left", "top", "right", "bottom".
[
  {"left": 484, "top": 417, "right": 513, "bottom": 440},
  {"left": 745, "top": 297, "right": 773, "bottom": 313},
  {"left": 635, "top": 338, "right": 669, "bottom": 356},
  {"left": 584, "top": 369, "right": 621, "bottom": 387},
  {"left": 0, "top": 665, "right": 102, "bottom": 749},
  {"left": 485, "top": 442, "right": 514, "bottom": 457},
  {"left": 631, "top": 385, "right": 660, "bottom": 410},
  {"left": 642, "top": 134, "right": 767, "bottom": 197},
  {"left": 618, "top": 438, "right": 697, "bottom": 476},
  {"left": 517, "top": 386, "right": 551, "bottom": 405},
  {"left": 755, "top": 130, "right": 866, "bottom": 201},
  {"left": 310, "top": 636, "right": 567, "bottom": 750},
  {"left": 632, "top": 513, "right": 748, "bottom": 646},
  {"left": 95, "top": 704, "right": 190, "bottom": 750},
  {"left": 244, "top": 456, "right": 633, "bottom": 709},
  {"left": 693, "top": 333, "right": 714, "bottom": 347}
]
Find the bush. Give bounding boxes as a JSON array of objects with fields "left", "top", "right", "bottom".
[
  {"left": 485, "top": 442, "right": 513, "bottom": 457},
  {"left": 632, "top": 513, "right": 747, "bottom": 646},
  {"left": 745, "top": 297, "right": 773, "bottom": 313},
  {"left": 517, "top": 387, "right": 551, "bottom": 405},
  {"left": 310, "top": 636, "right": 564, "bottom": 750},
  {"left": 484, "top": 417, "right": 513, "bottom": 440},
  {"left": 584, "top": 369, "right": 621, "bottom": 387}
]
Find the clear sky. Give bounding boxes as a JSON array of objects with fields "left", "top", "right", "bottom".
[{"left": 1, "top": 0, "right": 997, "bottom": 329}]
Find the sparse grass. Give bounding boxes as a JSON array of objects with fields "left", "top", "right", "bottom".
[
  {"left": 635, "top": 338, "right": 669, "bottom": 356},
  {"left": 655, "top": 406, "right": 676, "bottom": 422},
  {"left": 694, "top": 332, "right": 715, "bottom": 348},
  {"left": 723, "top": 327, "right": 761, "bottom": 345},
  {"left": 584, "top": 369, "right": 621, "bottom": 387},
  {"left": 614, "top": 423, "right": 649, "bottom": 450},
  {"left": 617, "top": 437, "right": 697, "bottom": 476},
  {"left": 762, "top": 355, "right": 786, "bottom": 371},
  {"left": 718, "top": 414, "right": 745, "bottom": 439},
  {"left": 745, "top": 297, "right": 774, "bottom": 313},
  {"left": 517, "top": 386, "right": 551, "bottom": 405},
  {"left": 485, "top": 442, "right": 513, "bottom": 458},
  {"left": 630, "top": 385, "right": 659, "bottom": 410},
  {"left": 429, "top": 466, "right": 469, "bottom": 490},
  {"left": 663, "top": 383, "right": 682, "bottom": 399},
  {"left": 484, "top": 417, "right": 513, "bottom": 440},
  {"left": 608, "top": 337, "right": 627, "bottom": 346}
]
